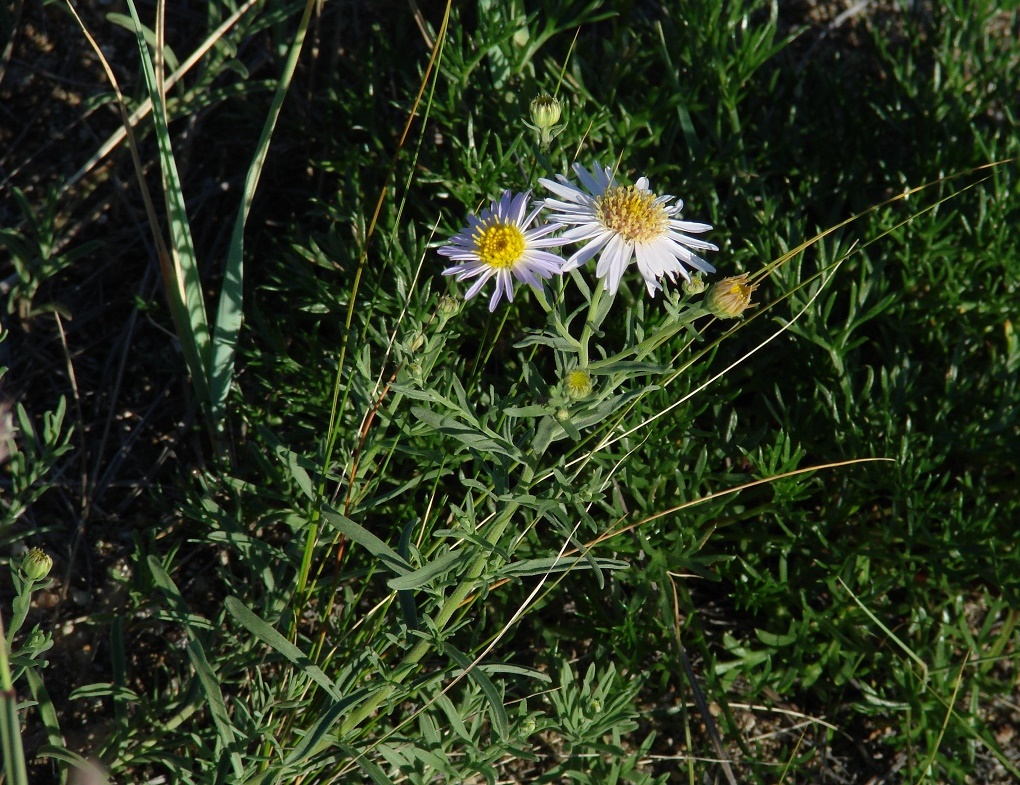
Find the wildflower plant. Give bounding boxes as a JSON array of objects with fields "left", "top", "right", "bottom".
[
  {"left": 12, "top": 2, "right": 1019, "bottom": 784},
  {"left": 437, "top": 158, "right": 730, "bottom": 453}
]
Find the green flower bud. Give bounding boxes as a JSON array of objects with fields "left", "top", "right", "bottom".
[
  {"left": 564, "top": 368, "right": 593, "bottom": 398},
  {"left": 554, "top": 407, "right": 571, "bottom": 423},
  {"left": 404, "top": 330, "right": 426, "bottom": 354},
  {"left": 528, "top": 94, "right": 563, "bottom": 150},
  {"left": 26, "top": 628, "right": 50, "bottom": 652},
  {"left": 530, "top": 94, "right": 562, "bottom": 131},
  {"left": 437, "top": 294, "right": 461, "bottom": 319},
  {"left": 682, "top": 272, "right": 707, "bottom": 296},
  {"left": 704, "top": 273, "right": 759, "bottom": 319},
  {"left": 22, "top": 548, "right": 53, "bottom": 581}
]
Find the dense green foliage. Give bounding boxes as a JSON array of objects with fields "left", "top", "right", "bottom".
[{"left": 2, "top": 1, "right": 1018, "bottom": 783}]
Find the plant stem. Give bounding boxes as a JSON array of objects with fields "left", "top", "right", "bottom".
[
  {"left": 338, "top": 465, "right": 533, "bottom": 736},
  {"left": 0, "top": 610, "right": 28, "bottom": 785},
  {"left": 578, "top": 279, "right": 605, "bottom": 368}
]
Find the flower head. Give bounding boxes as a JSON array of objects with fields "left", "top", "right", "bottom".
[
  {"left": 704, "top": 273, "right": 759, "bottom": 318},
  {"left": 539, "top": 162, "right": 718, "bottom": 297},
  {"left": 439, "top": 190, "right": 566, "bottom": 312},
  {"left": 564, "top": 367, "right": 593, "bottom": 398},
  {"left": 682, "top": 272, "right": 708, "bottom": 297},
  {"left": 22, "top": 548, "right": 53, "bottom": 581}
]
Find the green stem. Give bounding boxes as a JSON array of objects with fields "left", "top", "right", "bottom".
[
  {"left": 5, "top": 580, "right": 35, "bottom": 648},
  {"left": 532, "top": 285, "right": 581, "bottom": 350},
  {"left": 578, "top": 279, "right": 605, "bottom": 368},
  {"left": 0, "top": 611, "right": 28, "bottom": 785},
  {"left": 588, "top": 305, "right": 708, "bottom": 371},
  {"left": 338, "top": 465, "right": 533, "bottom": 736}
]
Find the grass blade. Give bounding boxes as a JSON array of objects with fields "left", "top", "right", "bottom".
[
  {"left": 209, "top": 0, "right": 321, "bottom": 436},
  {"left": 124, "top": 0, "right": 212, "bottom": 411},
  {"left": 224, "top": 597, "right": 343, "bottom": 702}
]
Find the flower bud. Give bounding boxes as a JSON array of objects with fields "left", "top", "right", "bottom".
[
  {"left": 682, "top": 272, "right": 707, "bottom": 296},
  {"left": 528, "top": 94, "right": 563, "bottom": 150},
  {"left": 437, "top": 294, "right": 461, "bottom": 320},
  {"left": 529, "top": 94, "right": 562, "bottom": 131},
  {"left": 563, "top": 368, "right": 593, "bottom": 398},
  {"left": 22, "top": 548, "right": 53, "bottom": 581},
  {"left": 404, "top": 330, "right": 426, "bottom": 354},
  {"left": 554, "top": 407, "right": 571, "bottom": 423},
  {"left": 704, "top": 273, "right": 759, "bottom": 319},
  {"left": 26, "top": 628, "right": 50, "bottom": 652}
]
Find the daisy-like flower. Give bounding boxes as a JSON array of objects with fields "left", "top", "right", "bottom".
[
  {"left": 539, "top": 162, "right": 718, "bottom": 297},
  {"left": 439, "top": 190, "right": 566, "bottom": 312}
]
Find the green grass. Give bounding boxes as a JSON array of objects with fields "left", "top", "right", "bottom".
[{"left": 2, "top": 0, "right": 1019, "bottom": 783}]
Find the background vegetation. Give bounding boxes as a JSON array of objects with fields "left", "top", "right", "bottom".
[{"left": 1, "top": 0, "right": 1018, "bottom": 783}]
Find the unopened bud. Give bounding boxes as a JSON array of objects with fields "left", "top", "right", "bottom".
[
  {"left": 404, "top": 331, "right": 426, "bottom": 354},
  {"left": 22, "top": 548, "right": 53, "bottom": 581},
  {"left": 437, "top": 294, "right": 460, "bottom": 320},
  {"left": 563, "top": 368, "right": 593, "bottom": 398},
  {"left": 704, "top": 273, "right": 759, "bottom": 319},
  {"left": 528, "top": 94, "right": 563, "bottom": 150},
  {"left": 682, "top": 272, "right": 707, "bottom": 296},
  {"left": 530, "top": 94, "right": 562, "bottom": 131}
]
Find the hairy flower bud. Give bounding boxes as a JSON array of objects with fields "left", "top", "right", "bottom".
[
  {"left": 682, "top": 272, "right": 707, "bottom": 296},
  {"left": 530, "top": 94, "right": 562, "bottom": 131},
  {"left": 22, "top": 548, "right": 53, "bottom": 581},
  {"left": 563, "top": 368, "right": 593, "bottom": 398},
  {"left": 704, "top": 274, "right": 759, "bottom": 319},
  {"left": 437, "top": 294, "right": 461, "bottom": 319}
]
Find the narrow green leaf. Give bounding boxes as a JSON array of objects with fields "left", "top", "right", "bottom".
[
  {"left": 335, "top": 744, "right": 393, "bottom": 785},
  {"left": 187, "top": 640, "right": 244, "bottom": 778},
  {"left": 35, "top": 746, "right": 109, "bottom": 785},
  {"left": 386, "top": 550, "right": 463, "bottom": 591},
  {"left": 433, "top": 694, "right": 472, "bottom": 742},
  {"left": 496, "top": 556, "right": 629, "bottom": 579},
  {"left": 124, "top": 0, "right": 212, "bottom": 405},
  {"left": 501, "top": 405, "right": 551, "bottom": 417},
  {"left": 282, "top": 687, "right": 370, "bottom": 766},
  {"left": 411, "top": 406, "right": 517, "bottom": 458},
  {"left": 444, "top": 645, "right": 509, "bottom": 741},
  {"left": 104, "top": 13, "right": 180, "bottom": 70},
  {"left": 0, "top": 680, "right": 28, "bottom": 785},
  {"left": 320, "top": 506, "right": 412, "bottom": 576},
  {"left": 224, "top": 597, "right": 343, "bottom": 701},
  {"left": 68, "top": 683, "right": 140, "bottom": 702},
  {"left": 209, "top": 0, "right": 320, "bottom": 432}
]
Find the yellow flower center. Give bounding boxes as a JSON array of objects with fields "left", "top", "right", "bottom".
[
  {"left": 595, "top": 185, "right": 668, "bottom": 243},
  {"left": 565, "top": 368, "right": 593, "bottom": 397},
  {"left": 473, "top": 221, "right": 526, "bottom": 269}
]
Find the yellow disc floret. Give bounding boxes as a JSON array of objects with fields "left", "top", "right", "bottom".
[
  {"left": 595, "top": 185, "right": 668, "bottom": 243},
  {"left": 564, "top": 368, "right": 593, "bottom": 398},
  {"left": 473, "top": 221, "right": 526, "bottom": 269}
]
